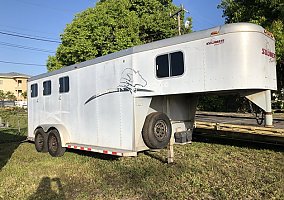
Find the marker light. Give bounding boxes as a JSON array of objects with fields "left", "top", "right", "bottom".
[
  {"left": 264, "top": 29, "right": 274, "bottom": 39},
  {"left": 211, "top": 31, "right": 219, "bottom": 36}
]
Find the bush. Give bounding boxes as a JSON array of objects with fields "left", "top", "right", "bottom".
[{"left": 198, "top": 94, "right": 249, "bottom": 112}]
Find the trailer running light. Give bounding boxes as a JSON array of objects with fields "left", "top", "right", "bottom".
[
  {"left": 264, "top": 29, "right": 274, "bottom": 39},
  {"left": 67, "top": 144, "right": 123, "bottom": 156},
  {"left": 211, "top": 31, "right": 219, "bottom": 36}
]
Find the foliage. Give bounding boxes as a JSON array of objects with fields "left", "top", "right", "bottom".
[
  {"left": 47, "top": 0, "right": 192, "bottom": 71},
  {"left": 0, "top": 90, "right": 17, "bottom": 101},
  {"left": 47, "top": 56, "right": 63, "bottom": 71},
  {"left": 22, "top": 91, "right": 27, "bottom": 99},
  {"left": 198, "top": 94, "right": 249, "bottom": 112},
  {"left": 0, "top": 108, "right": 28, "bottom": 130},
  {"left": 5, "top": 91, "right": 16, "bottom": 101},
  {"left": 218, "top": 0, "right": 284, "bottom": 91},
  {"left": 0, "top": 90, "right": 5, "bottom": 101}
]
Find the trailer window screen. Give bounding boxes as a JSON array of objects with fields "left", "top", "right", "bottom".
[
  {"left": 59, "top": 76, "right": 69, "bottom": 93},
  {"left": 43, "top": 80, "right": 51, "bottom": 96},
  {"left": 31, "top": 84, "right": 38, "bottom": 98},
  {"left": 156, "top": 51, "right": 184, "bottom": 78}
]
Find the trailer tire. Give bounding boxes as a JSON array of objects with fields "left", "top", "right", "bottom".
[
  {"left": 142, "top": 112, "right": 172, "bottom": 149},
  {"left": 34, "top": 128, "right": 48, "bottom": 153},
  {"left": 47, "top": 129, "right": 66, "bottom": 157}
]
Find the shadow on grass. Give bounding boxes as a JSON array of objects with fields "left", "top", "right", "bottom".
[
  {"left": 67, "top": 148, "right": 119, "bottom": 161},
  {"left": 193, "top": 132, "right": 284, "bottom": 152},
  {"left": 143, "top": 151, "right": 167, "bottom": 164},
  {"left": 0, "top": 128, "right": 27, "bottom": 144},
  {"left": 69, "top": 147, "right": 169, "bottom": 163},
  {"left": 0, "top": 128, "right": 27, "bottom": 170},
  {"left": 28, "top": 177, "right": 65, "bottom": 200}
]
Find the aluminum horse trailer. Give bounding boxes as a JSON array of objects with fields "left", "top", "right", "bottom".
[{"left": 28, "top": 23, "right": 277, "bottom": 157}]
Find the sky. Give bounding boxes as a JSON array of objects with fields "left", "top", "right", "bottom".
[{"left": 0, "top": 0, "right": 224, "bottom": 77}]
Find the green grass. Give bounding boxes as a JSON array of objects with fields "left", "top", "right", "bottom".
[
  {"left": 0, "top": 108, "right": 28, "bottom": 130},
  {"left": 1, "top": 136, "right": 283, "bottom": 199},
  {"left": 0, "top": 110, "right": 283, "bottom": 199}
]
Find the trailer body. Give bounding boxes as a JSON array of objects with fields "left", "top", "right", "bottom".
[{"left": 28, "top": 23, "right": 277, "bottom": 156}]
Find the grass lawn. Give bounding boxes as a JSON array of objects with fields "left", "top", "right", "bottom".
[{"left": 0, "top": 110, "right": 283, "bottom": 199}]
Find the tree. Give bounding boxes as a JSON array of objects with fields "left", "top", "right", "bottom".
[
  {"left": 0, "top": 90, "right": 5, "bottom": 101},
  {"left": 0, "top": 90, "right": 17, "bottom": 101},
  {"left": 218, "top": 0, "right": 284, "bottom": 92},
  {"left": 22, "top": 91, "right": 27, "bottom": 100},
  {"left": 47, "top": 0, "right": 192, "bottom": 71},
  {"left": 5, "top": 91, "right": 16, "bottom": 101}
]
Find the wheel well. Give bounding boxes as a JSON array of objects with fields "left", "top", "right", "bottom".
[
  {"left": 33, "top": 124, "right": 70, "bottom": 146},
  {"left": 34, "top": 126, "right": 57, "bottom": 135},
  {"left": 34, "top": 126, "right": 45, "bottom": 135},
  {"left": 47, "top": 127, "right": 57, "bottom": 133}
]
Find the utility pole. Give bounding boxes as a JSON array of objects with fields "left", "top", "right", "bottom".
[
  {"left": 170, "top": 4, "right": 189, "bottom": 36},
  {"left": 167, "top": 5, "right": 189, "bottom": 164}
]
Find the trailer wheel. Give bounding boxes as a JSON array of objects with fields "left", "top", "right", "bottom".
[
  {"left": 142, "top": 112, "right": 172, "bottom": 149},
  {"left": 34, "top": 128, "right": 48, "bottom": 153},
  {"left": 47, "top": 129, "right": 66, "bottom": 157}
]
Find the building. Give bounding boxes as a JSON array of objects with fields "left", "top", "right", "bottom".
[{"left": 0, "top": 72, "right": 30, "bottom": 101}]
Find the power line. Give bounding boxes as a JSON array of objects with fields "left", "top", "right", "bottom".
[
  {"left": 0, "top": 41, "right": 55, "bottom": 53},
  {"left": 13, "top": 0, "right": 78, "bottom": 14},
  {"left": 0, "top": 29, "right": 59, "bottom": 41},
  {"left": 0, "top": 60, "right": 46, "bottom": 67},
  {"left": 0, "top": 24, "right": 59, "bottom": 37},
  {"left": 0, "top": 31, "right": 61, "bottom": 43}
]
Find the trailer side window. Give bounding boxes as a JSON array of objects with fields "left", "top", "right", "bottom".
[
  {"left": 156, "top": 51, "right": 184, "bottom": 78},
  {"left": 156, "top": 54, "right": 169, "bottom": 78},
  {"left": 59, "top": 76, "right": 69, "bottom": 93},
  {"left": 43, "top": 80, "right": 51, "bottom": 96},
  {"left": 170, "top": 51, "right": 184, "bottom": 76},
  {"left": 31, "top": 84, "right": 38, "bottom": 98}
]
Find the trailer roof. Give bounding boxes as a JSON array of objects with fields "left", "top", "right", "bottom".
[{"left": 30, "top": 23, "right": 265, "bottom": 81}]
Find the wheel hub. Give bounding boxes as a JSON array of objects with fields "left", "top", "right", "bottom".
[
  {"left": 50, "top": 135, "right": 58, "bottom": 152},
  {"left": 154, "top": 120, "right": 167, "bottom": 141}
]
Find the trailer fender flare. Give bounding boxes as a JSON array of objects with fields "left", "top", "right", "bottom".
[{"left": 36, "top": 124, "right": 70, "bottom": 146}]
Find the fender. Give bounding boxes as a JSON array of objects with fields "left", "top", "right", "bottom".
[{"left": 35, "top": 124, "right": 70, "bottom": 146}]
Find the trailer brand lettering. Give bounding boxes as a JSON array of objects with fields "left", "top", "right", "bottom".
[
  {"left": 206, "top": 39, "right": 224, "bottom": 46},
  {"left": 262, "top": 48, "right": 275, "bottom": 59}
]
